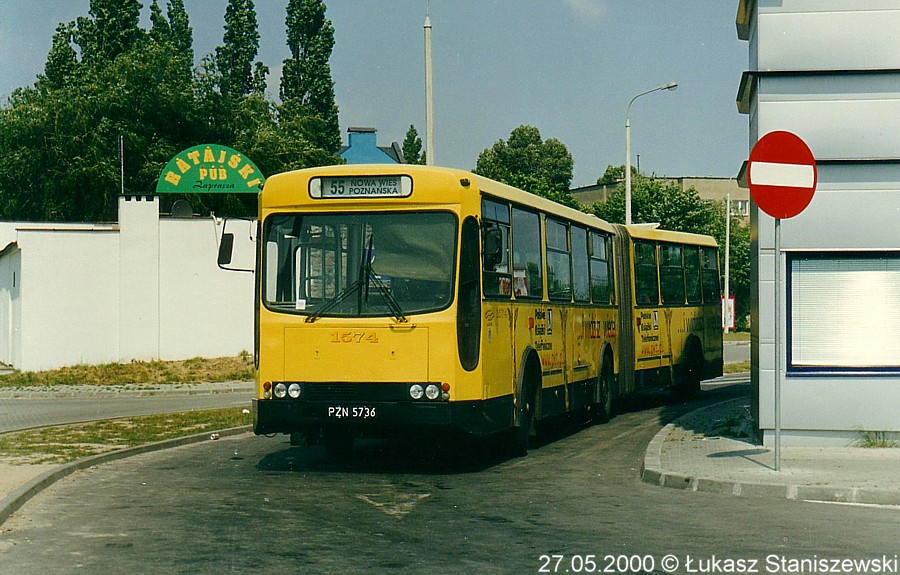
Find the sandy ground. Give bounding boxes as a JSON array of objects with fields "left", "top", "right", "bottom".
[{"left": 0, "top": 463, "right": 57, "bottom": 501}]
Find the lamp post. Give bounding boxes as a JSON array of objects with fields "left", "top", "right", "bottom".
[
  {"left": 625, "top": 82, "right": 678, "bottom": 225},
  {"left": 424, "top": 0, "right": 435, "bottom": 166}
]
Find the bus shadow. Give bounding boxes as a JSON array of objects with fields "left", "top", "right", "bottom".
[
  {"left": 255, "top": 435, "right": 519, "bottom": 476},
  {"left": 652, "top": 381, "right": 755, "bottom": 442},
  {"left": 255, "top": 382, "right": 752, "bottom": 476}
]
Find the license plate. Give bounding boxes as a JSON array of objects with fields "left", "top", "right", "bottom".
[{"left": 327, "top": 406, "right": 377, "bottom": 419}]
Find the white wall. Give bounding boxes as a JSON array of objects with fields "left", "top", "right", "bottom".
[
  {"left": 18, "top": 228, "right": 120, "bottom": 371},
  {"left": 0, "top": 196, "right": 255, "bottom": 372},
  {"left": 159, "top": 216, "right": 254, "bottom": 360}
]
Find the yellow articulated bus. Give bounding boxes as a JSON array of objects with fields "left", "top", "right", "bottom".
[{"left": 248, "top": 164, "right": 722, "bottom": 455}]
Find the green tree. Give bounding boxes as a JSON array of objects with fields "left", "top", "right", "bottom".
[
  {"left": 37, "top": 22, "right": 79, "bottom": 92},
  {"left": 149, "top": 0, "right": 193, "bottom": 64},
  {"left": 279, "top": 0, "right": 341, "bottom": 153},
  {"left": 474, "top": 125, "right": 578, "bottom": 208},
  {"left": 402, "top": 125, "right": 424, "bottom": 165},
  {"left": 0, "top": 0, "right": 343, "bottom": 223},
  {"left": 590, "top": 174, "right": 723, "bottom": 239},
  {"left": 596, "top": 164, "right": 638, "bottom": 186},
  {"left": 74, "top": 0, "right": 144, "bottom": 68},
  {"left": 725, "top": 216, "right": 751, "bottom": 330},
  {"left": 215, "top": 0, "right": 261, "bottom": 99}
]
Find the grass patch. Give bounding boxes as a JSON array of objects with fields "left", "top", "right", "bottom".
[
  {"left": 723, "top": 331, "right": 750, "bottom": 342},
  {"left": 856, "top": 430, "right": 899, "bottom": 449},
  {"left": 0, "top": 353, "right": 254, "bottom": 389},
  {"left": 0, "top": 407, "right": 252, "bottom": 464},
  {"left": 724, "top": 360, "right": 750, "bottom": 374}
]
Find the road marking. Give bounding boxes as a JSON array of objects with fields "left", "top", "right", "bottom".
[{"left": 356, "top": 493, "right": 431, "bottom": 519}]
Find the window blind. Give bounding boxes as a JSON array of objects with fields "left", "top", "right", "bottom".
[{"left": 791, "top": 254, "right": 900, "bottom": 369}]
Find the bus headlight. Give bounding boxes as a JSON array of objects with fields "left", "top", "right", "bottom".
[
  {"left": 409, "top": 384, "right": 424, "bottom": 400},
  {"left": 288, "top": 383, "right": 302, "bottom": 399},
  {"left": 274, "top": 382, "right": 288, "bottom": 399},
  {"left": 425, "top": 384, "right": 440, "bottom": 400}
]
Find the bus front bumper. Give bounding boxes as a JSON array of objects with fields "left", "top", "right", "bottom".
[{"left": 252, "top": 396, "right": 513, "bottom": 438}]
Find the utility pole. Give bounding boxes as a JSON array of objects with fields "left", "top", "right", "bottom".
[
  {"left": 424, "top": 0, "right": 435, "bottom": 166},
  {"left": 724, "top": 190, "right": 731, "bottom": 333}
]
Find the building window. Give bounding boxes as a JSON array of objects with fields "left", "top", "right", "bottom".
[
  {"left": 789, "top": 253, "right": 900, "bottom": 371},
  {"left": 730, "top": 200, "right": 749, "bottom": 216}
]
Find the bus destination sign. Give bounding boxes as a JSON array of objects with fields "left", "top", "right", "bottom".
[{"left": 310, "top": 175, "right": 413, "bottom": 199}]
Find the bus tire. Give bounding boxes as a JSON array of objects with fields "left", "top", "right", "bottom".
[
  {"left": 596, "top": 355, "right": 615, "bottom": 423},
  {"left": 673, "top": 340, "right": 703, "bottom": 400},
  {"left": 508, "top": 360, "right": 539, "bottom": 457}
]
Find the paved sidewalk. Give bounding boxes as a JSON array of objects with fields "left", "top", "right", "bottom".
[{"left": 643, "top": 397, "right": 900, "bottom": 505}]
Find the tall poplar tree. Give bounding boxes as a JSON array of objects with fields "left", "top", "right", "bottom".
[
  {"left": 280, "top": 0, "right": 340, "bottom": 153},
  {"left": 149, "top": 1, "right": 192, "bottom": 57},
  {"left": 75, "top": 0, "right": 144, "bottom": 67},
  {"left": 37, "top": 22, "right": 79, "bottom": 92},
  {"left": 215, "top": 0, "right": 261, "bottom": 99}
]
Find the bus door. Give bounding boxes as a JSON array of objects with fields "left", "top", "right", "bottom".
[{"left": 481, "top": 200, "right": 516, "bottom": 403}]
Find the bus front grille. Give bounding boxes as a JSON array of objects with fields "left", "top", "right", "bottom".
[{"left": 300, "top": 382, "right": 423, "bottom": 402}]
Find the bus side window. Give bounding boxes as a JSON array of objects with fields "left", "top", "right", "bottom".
[
  {"left": 547, "top": 219, "right": 572, "bottom": 301},
  {"left": 701, "top": 247, "right": 721, "bottom": 302},
  {"left": 481, "top": 198, "right": 511, "bottom": 297},
  {"left": 634, "top": 241, "right": 659, "bottom": 305},
  {"left": 571, "top": 226, "right": 590, "bottom": 303},
  {"left": 589, "top": 232, "right": 613, "bottom": 305},
  {"left": 511, "top": 208, "right": 543, "bottom": 299},
  {"left": 659, "top": 244, "right": 686, "bottom": 304},
  {"left": 685, "top": 246, "right": 702, "bottom": 304}
]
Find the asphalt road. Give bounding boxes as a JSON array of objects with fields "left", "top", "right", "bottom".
[
  {"left": 1, "top": 385, "right": 897, "bottom": 575},
  {"left": 0, "top": 391, "right": 251, "bottom": 433},
  {"left": 723, "top": 340, "right": 750, "bottom": 365}
]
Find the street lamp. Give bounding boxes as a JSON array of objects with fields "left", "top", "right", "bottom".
[
  {"left": 424, "top": 0, "right": 435, "bottom": 165},
  {"left": 625, "top": 82, "right": 678, "bottom": 225}
]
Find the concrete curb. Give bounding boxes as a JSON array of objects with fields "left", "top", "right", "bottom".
[
  {"left": 640, "top": 401, "right": 900, "bottom": 505},
  {"left": 0, "top": 425, "right": 252, "bottom": 526}
]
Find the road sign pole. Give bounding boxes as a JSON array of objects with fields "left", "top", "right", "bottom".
[
  {"left": 774, "top": 217, "right": 782, "bottom": 472},
  {"left": 747, "top": 130, "right": 817, "bottom": 474}
]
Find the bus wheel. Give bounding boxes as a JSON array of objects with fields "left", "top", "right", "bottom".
[
  {"left": 507, "top": 380, "right": 536, "bottom": 457},
  {"left": 674, "top": 344, "right": 703, "bottom": 400},
  {"left": 323, "top": 429, "right": 354, "bottom": 458},
  {"left": 596, "top": 357, "right": 615, "bottom": 423}
]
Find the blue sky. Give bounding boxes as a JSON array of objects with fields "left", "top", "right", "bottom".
[{"left": 0, "top": 1, "right": 748, "bottom": 186}]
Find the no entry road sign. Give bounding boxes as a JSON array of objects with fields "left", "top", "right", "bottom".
[{"left": 747, "top": 130, "right": 817, "bottom": 219}]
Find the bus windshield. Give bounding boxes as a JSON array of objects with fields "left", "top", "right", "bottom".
[{"left": 263, "top": 212, "right": 457, "bottom": 318}]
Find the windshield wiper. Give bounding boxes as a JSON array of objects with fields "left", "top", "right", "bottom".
[
  {"left": 306, "top": 233, "right": 407, "bottom": 324},
  {"left": 365, "top": 269, "right": 407, "bottom": 323},
  {"left": 306, "top": 234, "right": 374, "bottom": 323},
  {"left": 304, "top": 279, "right": 363, "bottom": 323},
  {"left": 359, "top": 234, "right": 407, "bottom": 323}
]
